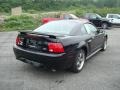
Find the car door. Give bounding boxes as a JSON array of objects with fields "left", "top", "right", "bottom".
[
  {"left": 109, "top": 15, "right": 120, "bottom": 24},
  {"left": 112, "top": 15, "right": 120, "bottom": 24},
  {"left": 107, "top": 15, "right": 114, "bottom": 23},
  {"left": 84, "top": 23, "right": 104, "bottom": 53}
]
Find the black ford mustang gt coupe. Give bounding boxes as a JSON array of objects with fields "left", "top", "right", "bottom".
[{"left": 13, "top": 20, "right": 108, "bottom": 73}]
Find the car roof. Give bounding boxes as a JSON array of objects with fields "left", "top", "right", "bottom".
[
  {"left": 107, "top": 14, "right": 120, "bottom": 15},
  {"left": 50, "top": 19, "right": 90, "bottom": 25}
]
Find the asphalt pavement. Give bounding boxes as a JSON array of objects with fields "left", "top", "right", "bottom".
[{"left": 0, "top": 28, "right": 120, "bottom": 90}]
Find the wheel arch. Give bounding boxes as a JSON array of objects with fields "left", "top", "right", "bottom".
[
  {"left": 102, "top": 21, "right": 109, "bottom": 24},
  {"left": 101, "top": 21, "right": 111, "bottom": 27},
  {"left": 77, "top": 42, "right": 88, "bottom": 58},
  {"left": 81, "top": 46, "right": 88, "bottom": 58},
  {"left": 105, "top": 35, "right": 108, "bottom": 40}
]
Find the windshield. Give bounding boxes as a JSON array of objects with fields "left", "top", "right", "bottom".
[
  {"left": 69, "top": 14, "right": 79, "bottom": 19},
  {"left": 118, "top": 14, "right": 120, "bottom": 18},
  {"left": 34, "top": 20, "right": 78, "bottom": 35},
  {"left": 96, "top": 14, "right": 102, "bottom": 18}
]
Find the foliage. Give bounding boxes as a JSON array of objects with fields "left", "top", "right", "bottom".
[
  {"left": 74, "top": 7, "right": 120, "bottom": 17},
  {"left": 2, "top": 15, "right": 40, "bottom": 31},
  {"left": 0, "top": 0, "right": 120, "bottom": 13},
  {"left": 0, "top": 0, "right": 120, "bottom": 31}
]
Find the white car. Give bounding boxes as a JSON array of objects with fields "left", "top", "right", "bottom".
[{"left": 106, "top": 14, "right": 120, "bottom": 25}]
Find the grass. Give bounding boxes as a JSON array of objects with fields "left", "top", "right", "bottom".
[{"left": 0, "top": 15, "right": 41, "bottom": 32}]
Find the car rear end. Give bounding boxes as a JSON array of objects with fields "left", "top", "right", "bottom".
[
  {"left": 13, "top": 31, "right": 76, "bottom": 69},
  {"left": 13, "top": 20, "right": 84, "bottom": 69}
]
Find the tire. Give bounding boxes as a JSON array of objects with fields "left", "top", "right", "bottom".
[
  {"left": 71, "top": 49, "right": 86, "bottom": 73},
  {"left": 101, "top": 38, "right": 107, "bottom": 51},
  {"left": 102, "top": 23, "right": 108, "bottom": 29}
]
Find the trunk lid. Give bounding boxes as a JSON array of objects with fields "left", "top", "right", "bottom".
[{"left": 17, "top": 31, "right": 65, "bottom": 53}]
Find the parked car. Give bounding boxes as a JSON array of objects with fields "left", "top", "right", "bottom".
[
  {"left": 41, "top": 14, "right": 79, "bottom": 24},
  {"left": 41, "top": 18, "right": 60, "bottom": 24},
  {"left": 13, "top": 20, "right": 108, "bottom": 73},
  {"left": 106, "top": 14, "right": 120, "bottom": 26},
  {"left": 84, "top": 13, "right": 112, "bottom": 29}
]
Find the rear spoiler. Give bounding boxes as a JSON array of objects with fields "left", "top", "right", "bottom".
[
  {"left": 18, "top": 30, "right": 56, "bottom": 39},
  {"left": 18, "top": 30, "right": 33, "bottom": 35}
]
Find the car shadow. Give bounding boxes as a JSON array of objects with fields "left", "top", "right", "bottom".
[{"left": 17, "top": 48, "right": 109, "bottom": 83}]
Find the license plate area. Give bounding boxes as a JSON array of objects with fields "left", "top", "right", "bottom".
[
  {"left": 27, "top": 39, "right": 38, "bottom": 49},
  {"left": 26, "top": 38, "right": 48, "bottom": 51}
]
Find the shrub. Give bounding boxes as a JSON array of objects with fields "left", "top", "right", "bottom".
[
  {"left": 27, "top": 9, "right": 38, "bottom": 14},
  {"left": 3, "top": 15, "right": 40, "bottom": 31},
  {"left": 75, "top": 7, "right": 120, "bottom": 17}
]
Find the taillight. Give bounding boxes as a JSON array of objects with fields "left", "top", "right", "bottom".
[
  {"left": 48, "top": 43, "right": 64, "bottom": 53},
  {"left": 16, "top": 36, "right": 23, "bottom": 45}
]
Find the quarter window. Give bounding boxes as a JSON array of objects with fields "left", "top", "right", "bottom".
[
  {"left": 80, "top": 25, "right": 88, "bottom": 35},
  {"left": 72, "top": 25, "right": 88, "bottom": 35},
  {"left": 84, "top": 24, "right": 98, "bottom": 35},
  {"left": 108, "top": 15, "right": 120, "bottom": 19},
  {"left": 112, "top": 15, "right": 119, "bottom": 19}
]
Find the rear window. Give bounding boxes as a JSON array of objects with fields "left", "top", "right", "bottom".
[{"left": 34, "top": 20, "right": 78, "bottom": 35}]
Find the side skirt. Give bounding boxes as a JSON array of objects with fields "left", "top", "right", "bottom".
[{"left": 86, "top": 48, "right": 102, "bottom": 60}]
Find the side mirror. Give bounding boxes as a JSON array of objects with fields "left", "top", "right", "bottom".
[{"left": 96, "top": 17, "right": 100, "bottom": 20}]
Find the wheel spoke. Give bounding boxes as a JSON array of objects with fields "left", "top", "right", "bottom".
[
  {"left": 104, "top": 40, "right": 107, "bottom": 49},
  {"left": 76, "top": 51, "right": 85, "bottom": 70}
]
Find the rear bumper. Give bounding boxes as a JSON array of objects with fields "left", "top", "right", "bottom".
[{"left": 13, "top": 45, "right": 74, "bottom": 69}]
